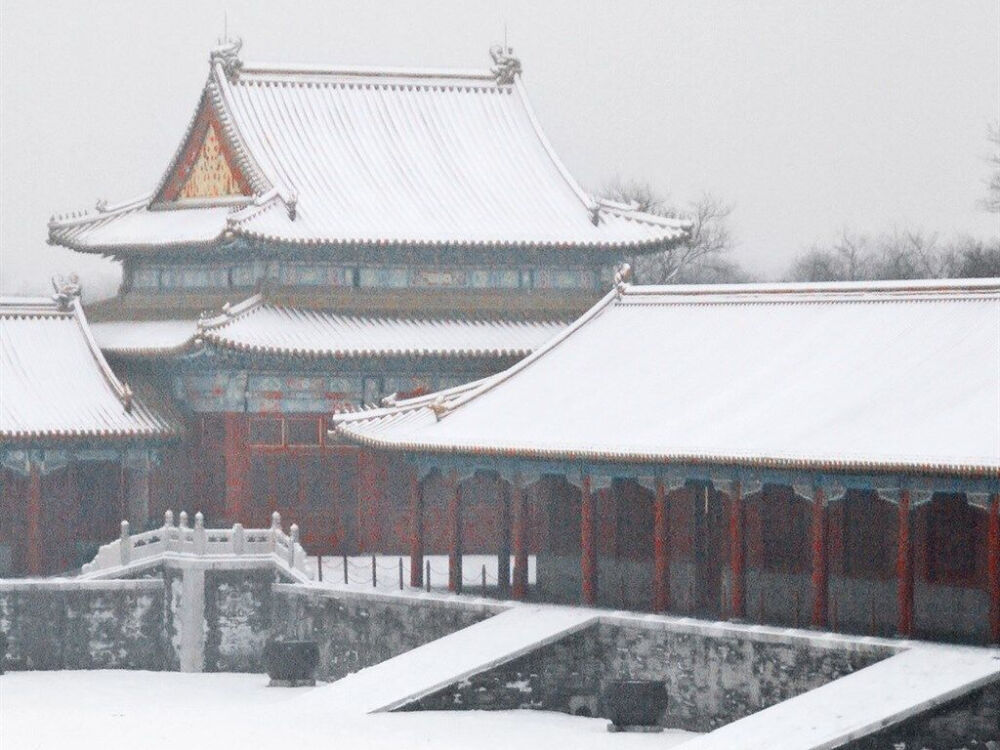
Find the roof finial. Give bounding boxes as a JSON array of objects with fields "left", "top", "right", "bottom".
[
  {"left": 489, "top": 44, "right": 522, "bottom": 85},
  {"left": 51, "top": 273, "right": 82, "bottom": 310},
  {"left": 210, "top": 36, "right": 243, "bottom": 81}
]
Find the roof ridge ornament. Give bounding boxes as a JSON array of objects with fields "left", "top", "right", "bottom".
[
  {"left": 51, "top": 273, "right": 82, "bottom": 310},
  {"left": 489, "top": 44, "right": 522, "bottom": 85},
  {"left": 614, "top": 263, "right": 632, "bottom": 298},
  {"left": 430, "top": 395, "right": 449, "bottom": 421},
  {"left": 210, "top": 38, "right": 243, "bottom": 81}
]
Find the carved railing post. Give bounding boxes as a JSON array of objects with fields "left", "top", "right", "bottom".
[
  {"left": 233, "top": 523, "right": 245, "bottom": 555},
  {"left": 269, "top": 511, "right": 281, "bottom": 554},
  {"left": 119, "top": 520, "right": 132, "bottom": 566},
  {"left": 194, "top": 512, "right": 207, "bottom": 555},
  {"left": 289, "top": 524, "right": 300, "bottom": 568},
  {"left": 163, "top": 510, "right": 175, "bottom": 552}
]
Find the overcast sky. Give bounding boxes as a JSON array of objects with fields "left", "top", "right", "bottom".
[{"left": 2, "top": 0, "right": 997, "bottom": 297}]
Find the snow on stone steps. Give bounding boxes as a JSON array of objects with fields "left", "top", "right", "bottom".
[
  {"left": 299, "top": 605, "right": 597, "bottom": 714},
  {"left": 682, "top": 644, "right": 1000, "bottom": 750}
]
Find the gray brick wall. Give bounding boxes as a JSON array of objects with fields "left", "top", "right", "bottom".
[
  {"left": 270, "top": 586, "right": 501, "bottom": 681},
  {"left": 403, "top": 619, "right": 893, "bottom": 733},
  {"left": 0, "top": 580, "right": 168, "bottom": 670}
]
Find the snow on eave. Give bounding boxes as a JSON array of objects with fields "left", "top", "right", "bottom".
[
  {"left": 196, "top": 293, "right": 265, "bottom": 331},
  {"left": 334, "top": 419, "right": 1000, "bottom": 481},
  {"left": 198, "top": 305, "right": 561, "bottom": 362},
  {"left": 331, "top": 377, "right": 494, "bottom": 427},
  {"left": 48, "top": 193, "right": 153, "bottom": 229},
  {"left": 620, "top": 277, "right": 1000, "bottom": 302}
]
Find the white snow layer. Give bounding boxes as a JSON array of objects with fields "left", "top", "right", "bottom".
[
  {"left": 339, "top": 281, "right": 1000, "bottom": 474},
  {"left": 0, "top": 297, "right": 176, "bottom": 438}
]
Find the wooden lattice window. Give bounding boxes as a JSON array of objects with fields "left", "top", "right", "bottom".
[
  {"left": 303, "top": 456, "right": 329, "bottom": 509},
  {"left": 926, "top": 493, "right": 977, "bottom": 584},
  {"left": 546, "top": 477, "right": 581, "bottom": 556},
  {"left": 248, "top": 417, "right": 282, "bottom": 447},
  {"left": 287, "top": 418, "right": 321, "bottom": 446},
  {"left": 760, "top": 485, "right": 810, "bottom": 574},
  {"left": 842, "top": 490, "right": 892, "bottom": 578}
]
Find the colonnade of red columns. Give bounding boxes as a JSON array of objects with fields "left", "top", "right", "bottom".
[{"left": 405, "top": 468, "right": 1000, "bottom": 644}]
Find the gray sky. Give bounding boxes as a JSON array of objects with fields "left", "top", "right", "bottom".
[{"left": 2, "top": 0, "right": 998, "bottom": 298}]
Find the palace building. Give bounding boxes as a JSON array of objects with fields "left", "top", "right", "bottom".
[
  {"left": 334, "top": 277, "right": 1000, "bottom": 644},
  {"left": 0, "top": 286, "right": 180, "bottom": 575},
  {"left": 14, "top": 41, "right": 686, "bottom": 571}
]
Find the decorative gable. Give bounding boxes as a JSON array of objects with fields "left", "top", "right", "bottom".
[
  {"left": 156, "top": 97, "right": 254, "bottom": 203},
  {"left": 178, "top": 122, "right": 244, "bottom": 199}
]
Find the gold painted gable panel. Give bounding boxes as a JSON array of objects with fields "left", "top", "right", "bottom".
[{"left": 178, "top": 123, "right": 245, "bottom": 199}]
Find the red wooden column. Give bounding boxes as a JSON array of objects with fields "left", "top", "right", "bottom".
[
  {"left": 223, "top": 413, "right": 250, "bottom": 523},
  {"left": 653, "top": 479, "right": 670, "bottom": 612},
  {"left": 810, "top": 486, "right": 828, "bottom": 628},
  {"left": 729, "top": 480, "right": 745, "bottom": 619},
  {"left": 26, "top": 462, "right": 43, "bottom": 576},
  {"left": 988, "top": 492, "right": 1000, "bottom": 644},
  {"left": 581, "top": 474, "right": 597, "bottom": 606},
  {"left": 448, "top": 470, "right": 463, "bottom": 593},
  {"left": 496, "top": 475, "right": 511, "bottom": 596},
  {"left": 408, "top": 468, "right": 424, "bottom": 588},
  {"left": 357, "top": 450, "right": 380, "bottom": 552},
  {"left": 897, "top": 489, "right": 914, "bottom": 637},
  {"left": 511, "top": 473, "right": 529, "bottom": 600}
]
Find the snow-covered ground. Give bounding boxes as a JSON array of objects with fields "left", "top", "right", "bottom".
[
  {"left": 0, "top": 671, "right": 698, "bottom": 750},
  {"left": 307, "top": 554, "right": 537, "bottom": 592}
]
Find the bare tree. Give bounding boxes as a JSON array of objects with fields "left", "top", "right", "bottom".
[
  {"left": 939, "top": 236, "right": 1000, "bottom": 278},
  {"left": 786, "top": 229, "right": 999, "bottom": 282},
  {"left": 983, "top": 121, "right": 1000, "bottom": 214},
  {"left": 601, "top": 180, "right": 745, "bottom": 284},
  {"left": 788, "top": 230, "right": 873, "bottom": 282}
]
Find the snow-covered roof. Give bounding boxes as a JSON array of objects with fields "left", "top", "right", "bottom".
[
  {"left": 0, "top": 296, "right": 180, "bottom": 441},
  {"left": 91, "top": 319, "right": 198, "bottom": 356},
  {"left": 334, "top": 278, "right": 1000, "bottom": 478},
  {"left": 49, "top": 42, "right": 688, "bottom": 255},
  {"left": 197, "top": 295, "right": 564, "bottom": 359}
]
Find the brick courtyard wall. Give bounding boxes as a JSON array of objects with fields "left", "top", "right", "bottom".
[
  {"left": 402, "top": 616, "right": 894, "bottom": 733},
  {"left": 270, "top": 585, "right": 503, "bottom": 680},
  {"left": 0, "top": 579, "right": 168, "bottom": 670},
  {"left": 842, "top": 678, "right": 1000, "bottom": 749}
]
